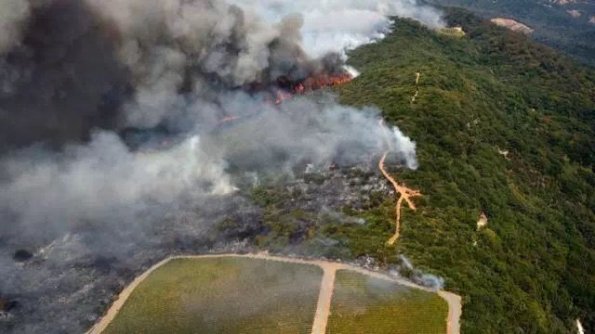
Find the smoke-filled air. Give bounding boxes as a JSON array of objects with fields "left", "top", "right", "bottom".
[{"left": 0, "top": 0, "right": 442, "bottom": 332}]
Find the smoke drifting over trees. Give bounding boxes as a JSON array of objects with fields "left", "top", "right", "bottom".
[
  {"left": 0, "top": 0, "right": 441, "bottom": 332},
  {"left": 0, "top": 0, "right": 430, "bottom": 238},
  {"left": 229, "top": 0, "right": 445, "bottom": 57}
]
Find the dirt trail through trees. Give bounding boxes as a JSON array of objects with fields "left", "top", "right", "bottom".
[
  {"left": 379, "top": 152, "right": 422, "bottom": 245},
  {"left": 411, "top": 72, "right": 421, "bottom": 103},
  {"left": 438, "top": 291, "right": 462, "bottom": 334}
]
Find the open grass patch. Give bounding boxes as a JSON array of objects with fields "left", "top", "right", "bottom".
[
  {"left": 327, "top": 270, "right": 448, "bottom": 334},
  {"left": 104, "top": 257, "right": 322, "bottom": 334}
]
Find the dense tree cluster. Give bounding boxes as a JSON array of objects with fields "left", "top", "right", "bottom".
[
  {"left": 336, "top": 11, "right": 594, "bottom": 333},
  {"left": 232, "top": 9, "right": 593, "bottom": 333}
]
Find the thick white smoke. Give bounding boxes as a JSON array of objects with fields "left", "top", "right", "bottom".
[
  {"left": 84, "top": 0, "right": 318, "bottom": 129},
  {"left": 0, "top": 93, "right": 415, "bottom": 240},
  {"left": 0, "top": 132, "right": 235, "bottom": 238},
  {"left": 83, "top": 0, "right": 444, "bottom": 127},
  {"left": 397, "top": 255, "right": 445, "bottom": 290},
  {"left": 0, "top": 1, "right": 433, "bottom": 331},
  {"left": 227, "top": 0, "right": 445, "bottom": 57},
  {"left": 0, "top": 0, "right": 426, "bottom": 243},
  {"left": 86, "top": 0, "right": 301, "bottom": 85},
  {"left": 207, "top": 93, "right": 417, "bottom": 169},
  {"left": 392, "top": 127, "right": 419, "bottom": 169}
]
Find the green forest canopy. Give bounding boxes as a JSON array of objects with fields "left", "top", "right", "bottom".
[
  {"left": 335, "top": 9, "right": 594, "bottom": 333},
  {"left": 240, "top": 8, "right": 593, "bottom": 334}
]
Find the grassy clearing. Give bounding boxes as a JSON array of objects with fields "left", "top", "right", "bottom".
[
  {"left": 104, "top": 257, "right": 322, "bottom": 334},
  {"left": 327, "top": 270, "right": 448, "bottom": 334},
  {"left": 438, "top": 27, "right": 466, "bottom": 38}
]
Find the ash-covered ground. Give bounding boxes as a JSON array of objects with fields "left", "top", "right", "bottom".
[
  {"left": 0, "top": 0, "right": 445, "bottom": 333},
  {"left": 0, "top": 163, "right": 395, "bottom": 334}
]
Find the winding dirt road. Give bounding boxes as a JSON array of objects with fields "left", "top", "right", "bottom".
[
  {"left": 379, "top": 152, "right": 422, "bottom": 245},
  {"left": 411, "top": 72, "right": 421, "bottom": 103},
  {"left": 87, "top": 253, "right": 461, "bottom": 334}
]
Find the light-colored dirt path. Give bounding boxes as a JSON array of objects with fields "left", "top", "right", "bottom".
[
  {"left": 411, "top": 90, "right": 419, "bottom": 104},
  {"left": 438, "top": 291, "right": 462, "bottom": 334},
  {"left": 86, "top": 257, "right": 172, "bottom": 334},
  {"left": 379, "top": 152, "right": 422, "bottom": 245},
  {"left": 411, "top": 72, "right": 421, "bottom": 103},
  {"left": 311, "top": 263, "right": 339, "bottom": 334},
  {"left": 88, "top": 253, "right": 461, "bottom": 334}
]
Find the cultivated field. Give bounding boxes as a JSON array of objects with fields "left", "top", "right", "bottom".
[
  {"left": 93, "top": 255, "right": 456, "bottom": 334},
  {"left": 327, "top": 270, "right": 448, "bottom": 334},
  {"left": 103, "top": 257, "right": 322, "bottom": 334}
]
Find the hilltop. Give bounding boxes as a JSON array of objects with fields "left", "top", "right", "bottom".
[{"left": 426, "top": 0, "right": 595, "bottom": 65}]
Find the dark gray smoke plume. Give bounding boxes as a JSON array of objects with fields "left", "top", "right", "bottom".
[
  {"left": 0, "top": 0, "right": 130, "bottom": 151},
  {"left": 0, "top": 0, "right": 30, "bottom": 54},
  {"left": 0, "top": 0, "right": 437, "bottom": 332}
]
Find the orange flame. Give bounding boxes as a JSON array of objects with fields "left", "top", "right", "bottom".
[
  {"left": 218, "top": 71, "right": 354, "bottom": 124},
  {"left": 219, "top": 115, "right": 241, "bottom": 123},
  {"left": 299, "top": 73, "right": 353, "bottom": 92},
  {"left": 274, "top": 89, "right": 294, "bottom": 105}
]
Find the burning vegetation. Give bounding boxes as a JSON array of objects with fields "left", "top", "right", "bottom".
[
  {"left": 271, "top": 71, "right": 354, "bottom": 104},
  {"left": 0, "top": 1, "right": 423, "bottom": 333},
  {"left": 238, "top": 69, "right": 355, "bottom": 111}
]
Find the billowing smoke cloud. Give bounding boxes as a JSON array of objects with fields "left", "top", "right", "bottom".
[
  {"left": 0, "top": 0, "right": 130, "bottom": 151},
  {"left": 392, "top": 128, "right": 419, "bottom": 169},
  {"left": 84, "top": 0, "right": 350, "bottom": 129},
  {"left": 227, "top": 0, "right": 445, "bottom": 57},
  {"left": 0, "top": 0, "right": 437, "bottom": 146},
  {"left": 0, "top": 0, "right": 435, "bottom": 332},
  {"left": 0, "top": 93, "right": 413, "bottom": 243},
  {"left": 0, "top": 132, "right": 234, "bottom": 241},
  {"left": 0, "top": 0, "right": 429, "bottom": 249}
]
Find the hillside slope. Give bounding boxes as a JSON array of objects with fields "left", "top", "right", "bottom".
[
  {"left": 426, "top": 0, "right": 595, "bottom": 66},
  {"left": 335, "top": 9, "right": 594, "bottom": 333}
]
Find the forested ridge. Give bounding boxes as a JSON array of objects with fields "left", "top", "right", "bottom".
[
  {"left": 238, "top": 9, "right": 593, "bottom": 333},
  {"left": 336, "top": 9, "right": 594, "bottom": 333},
  {"left": 426, "top": 0, "right": 595, "bottom": 66}
]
